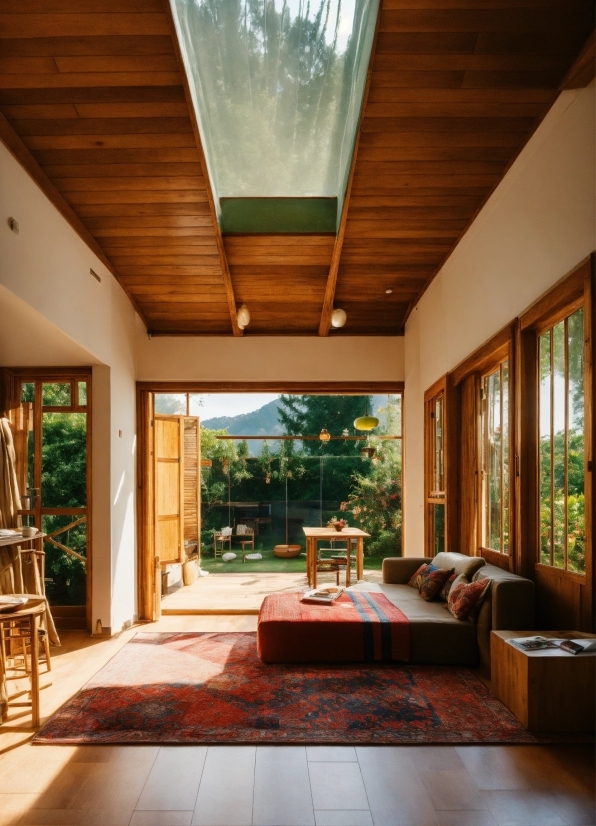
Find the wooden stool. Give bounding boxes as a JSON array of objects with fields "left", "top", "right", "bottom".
[{"left": 0, "top": 597, "right": 46, "bottom": 727}]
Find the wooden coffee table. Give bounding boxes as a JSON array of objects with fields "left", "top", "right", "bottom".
[{"left": 491, "top": 630, "right": 596, "bottom": 732}]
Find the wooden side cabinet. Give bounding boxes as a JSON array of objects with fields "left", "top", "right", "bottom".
[{"left": 491, "top": 631, "right": 596, "bottom": 733}]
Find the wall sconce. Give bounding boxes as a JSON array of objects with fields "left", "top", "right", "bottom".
[
  {"left": 331, "top": 308, "right": 347, "bottom": 328},
  {"left": 237, "top": 304, "right": 250, "bottom": 329},
  {"left": 319, "top": 429, "right": 331, "bottom": 442}
]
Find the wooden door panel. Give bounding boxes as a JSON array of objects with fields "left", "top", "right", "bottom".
[
  {"left": 156, "top": 517, "right": 180, "bottom": 565},
  {"left": 154, "top": 416, "right": 183, "bottom": 565},
  {"left": 155, "top": 418, "right": 180, "bottom": 459},
  {"left": 157, "top": 461, "right": 180, "bottom": 515}
]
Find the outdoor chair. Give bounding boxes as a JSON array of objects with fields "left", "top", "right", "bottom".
[
  {"left": 213, "top": 527, "right": 233, "bottom": 558},
  {"left": 316, "top": 538, "right": 355, "bottom": 586},
  {"left": 236, "top": 525, "right": 255, "bottom": 562}
]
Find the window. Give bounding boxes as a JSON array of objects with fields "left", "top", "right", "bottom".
[
  {"left": 9, "top": 371, "right": 91, "bottom": 611},
  {"left": 479, "top": 360, "right": 510, "bottom": 555},
  {"left": 518, "top": 254, "right": 593, "bottom": 632},
  {"left": 425, "top": 379, "right": 447, "bottom": 556},
  {"left": 170, "top": 0, "right": 379, "bottom": 231},
  {"left": 538, "top": 308, "right": 585, "bottom": 573}
]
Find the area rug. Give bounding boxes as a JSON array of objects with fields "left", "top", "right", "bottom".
[{"left": 35, "top": 631, "right": 539, "bottom": 745}]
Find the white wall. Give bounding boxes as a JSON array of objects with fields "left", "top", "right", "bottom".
[
  {"left": 136, "top": 327, "right": 404, "bottom": 382},
  {"left": 0, "top": 142, "right": 138, "bottom": 634},
  {"left": 403, "top": 82, "right": 596, "bottom": 554}
]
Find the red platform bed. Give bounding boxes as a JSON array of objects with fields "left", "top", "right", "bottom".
[{"left": 257, "top": 591, "right": 409, "bottom": 663}]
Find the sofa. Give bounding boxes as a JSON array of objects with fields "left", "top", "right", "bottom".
[{"left": 349, "top": 551, "right": 535, "bottom": 671}]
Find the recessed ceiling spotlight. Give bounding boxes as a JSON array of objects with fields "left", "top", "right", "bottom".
[{"left": 385, "top": 288, "right": 393, "bottom": 294}]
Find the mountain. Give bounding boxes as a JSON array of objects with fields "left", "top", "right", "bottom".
[{"left": 202, "top": 399, "right": 284, "bottom": 454}]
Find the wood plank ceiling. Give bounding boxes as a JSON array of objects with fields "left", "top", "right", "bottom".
[{"left": 0, "top": 1, "right": 593, "bottom": 336}]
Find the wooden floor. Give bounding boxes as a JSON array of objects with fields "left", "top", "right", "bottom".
[{"left": 0, "top": 616, "right": 594, "bottom": 826}]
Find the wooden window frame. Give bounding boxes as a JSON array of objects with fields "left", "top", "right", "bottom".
[
  {"left": 136, "top": 381, "right": 404, "bottom": 621},
  {"left": 447, "top": 323, "right": 517, "bottom": 571},
  {"left": 424, "top": 376, "right": 447, "bottom": 558},
  {"left": 477, "top": 355, "right": 513, "bottom": 564},
  {"left": 519, "top": 255, "right": 594, "bottom": 629},
  {"left": 2, "top": 367, "right": 93, "bottom": 629}
]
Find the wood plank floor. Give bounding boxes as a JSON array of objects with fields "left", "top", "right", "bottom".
[{"left": 0, "top": 617, "right": 594, "bottom": 826}]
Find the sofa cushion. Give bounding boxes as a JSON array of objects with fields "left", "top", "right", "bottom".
[
  {"left": 445, "top": 575, "right": 491, "bottom": 620},
  {"left": 407, "top": 563, "right": 432, "bottom": 589},
  {"left": 419, "top": 565, "right": 455, "bottom": 601},
  {"left": 439, "top": 572, "right": 457, "bottom": 601},
  {"left": 433, "top": 552, "right": 486, "bottom": 579}
]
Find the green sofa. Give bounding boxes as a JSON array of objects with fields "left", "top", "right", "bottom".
[{"left": 349, "top": 551, "right": 535, "bottom": 671}]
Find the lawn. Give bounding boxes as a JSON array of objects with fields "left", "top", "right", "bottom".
[{"left": 199, "top": 544, "right": 387, "bottom": 574}]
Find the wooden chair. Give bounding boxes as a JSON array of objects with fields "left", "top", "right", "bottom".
[
  {"left": 213, "top": 528, "right": 232, "bottom": 558},
  {"left": 19, "top": 549, "right": 51, "bottom": 672},
  {"left": 236, "top": 525, "right": 255, "bottom": 562},
  {"left": 316, "top": 539, "right": 349, "bottom": 586}
]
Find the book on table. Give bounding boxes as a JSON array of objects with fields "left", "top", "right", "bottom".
[{"left": 302, "top": 587, "right": 344, "bottom": 604}]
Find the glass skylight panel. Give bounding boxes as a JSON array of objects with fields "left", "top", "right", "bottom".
[{"left": 170, "top": 0, "right": 379, "bottom": 229}]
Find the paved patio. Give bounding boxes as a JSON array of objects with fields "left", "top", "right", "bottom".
[{"left": 161, "top": 569, "right": 383, "bottom": 614}]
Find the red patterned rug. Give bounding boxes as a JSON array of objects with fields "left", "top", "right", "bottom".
[{"left": 35, "top": 631, "right": 538, "bottom": 745}]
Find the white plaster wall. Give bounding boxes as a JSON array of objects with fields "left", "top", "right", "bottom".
[
  {"left": 0, "top": 142, "right": 138, "bottom": 633},
  {"left": 136, "top": 327, "right": 404, "bottom": 382},
  {"left": 403, "top": 82, "right": 596, "bottom": 554}
]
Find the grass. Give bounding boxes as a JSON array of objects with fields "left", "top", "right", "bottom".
[{"left": 199, "top": 544, "right": 387, "bottom": 574}]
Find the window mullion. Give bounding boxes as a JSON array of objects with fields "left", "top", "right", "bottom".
[
  {"left": 550, "top": 328, "right": 555, "bottom": 567},
  {"left": 564, "top": 317, "right": 569, "bottom": 571}
]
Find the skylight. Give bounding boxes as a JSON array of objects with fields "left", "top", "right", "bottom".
[{"left": 170, "top": 0, "right": 379, "bottom": 231}]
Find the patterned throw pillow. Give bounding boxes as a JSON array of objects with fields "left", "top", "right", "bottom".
[
  {"left": 408, "top": 563, "right": 432, "bottom": 589},
  {"left": 419, "top": 565, "right": 455, "bottom": 602},
  {"left": 444, "top": 575, "right": 492, "bottom": 620},
  {"left": 439, "top": 572, "right": 457, "bottom": 601}
]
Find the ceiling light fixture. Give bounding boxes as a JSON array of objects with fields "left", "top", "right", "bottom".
[
  {"left": 331, "top": 308, "right": 347, "bottom": 328},
  {"left": 385, "top": 288, "right": 393, "bottom": 294},
  {"left": 236, "top": 304, "right": 250, "bottom": 329},
  {"left": 354, "top": 399, "right": 379, "bottom": 432}
]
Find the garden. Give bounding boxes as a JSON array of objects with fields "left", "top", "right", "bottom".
[{"left": 198, "top": 393, "right": 403, "bottom": 573}]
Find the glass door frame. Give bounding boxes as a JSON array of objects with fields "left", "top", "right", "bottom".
[
  {"left": 6, "top": 367, "right": 92, "bottom": 628},
  {"left": 136, "top": 381, "right": 404, "bottom": 621}
]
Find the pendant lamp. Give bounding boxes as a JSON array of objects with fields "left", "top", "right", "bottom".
[
  {"left": 354, "top": 399, "right": 379, "bottom": 431},
  {"left": 319, "top": 428, "right": 331, "bottom": 442}
]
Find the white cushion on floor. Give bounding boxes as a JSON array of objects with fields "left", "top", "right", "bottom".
[
  {"left": 222, "top": 552, "right": 237, "bottom": 562},
  {"left": 245, "top": 553, "right": 263, "bottom": 561}
]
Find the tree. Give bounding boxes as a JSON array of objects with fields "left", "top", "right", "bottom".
[{"left": 341, "top": 396, "right": 403, "bottom": 557}]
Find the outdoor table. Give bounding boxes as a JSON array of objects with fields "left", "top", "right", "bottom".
[{"left": 302, "top": 527, "right": 371, "bottom": 588}]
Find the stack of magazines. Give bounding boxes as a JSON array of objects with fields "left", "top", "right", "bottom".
[{"left": 509, "top": 636, "right": 596, "bottom": 654}]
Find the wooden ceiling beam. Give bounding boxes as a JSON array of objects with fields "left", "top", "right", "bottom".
[
  {"left": 0, "top": 109, "right": 150, "bottom": 329},
  {"left": 162, "top": 0, "right": 242, "bottom": 337},
  {"left": 559, "top": 30, "right": 595, "bottom": 89},
  {"left": 318, "top": 5, "right": 382, "bottom": 337}
]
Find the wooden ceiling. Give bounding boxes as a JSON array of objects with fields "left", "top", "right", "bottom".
[{"left": 0, "top": 1, "right": 593, "bottom": 336}]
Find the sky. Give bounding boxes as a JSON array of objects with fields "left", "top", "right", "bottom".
[{"left": 190, "top": 393, "right": 280, "bottom": 421}]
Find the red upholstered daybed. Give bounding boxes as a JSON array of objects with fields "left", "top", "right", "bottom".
[{"left": 257, "top": 591, "right": 409, "bottom": 664}]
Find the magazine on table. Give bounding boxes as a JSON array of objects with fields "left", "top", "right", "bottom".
[
  {"left": 509, "top": 636, "right": 596, "bottom": 653},
  {"left": 302, "top": 587, "right": 344, "bottom": 604}
]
